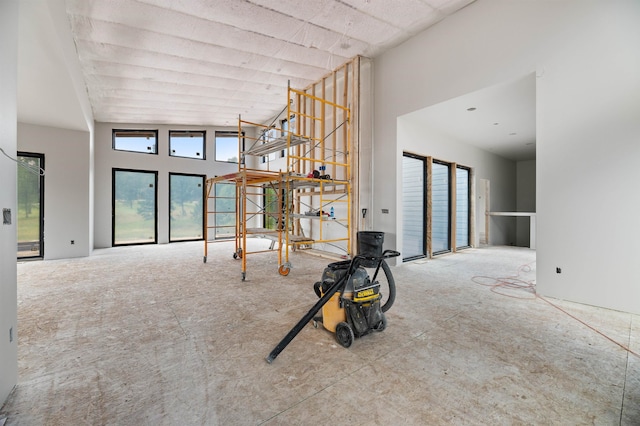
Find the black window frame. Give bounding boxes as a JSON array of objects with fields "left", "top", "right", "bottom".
[
  {"left": 455, "top": 165, "right": 472, "bottom": 250},
  {"left": 431, "top": 159, "right": 452, "bottom": 256},
  {"left": 168, "top": 172, "right": 206, "bottom": 243},
  {"left": 112, "top": 129, "right": 159, "bottom": 155},
  {"left": 112, "top": 168, "right": 158, "bottom": 247},
  {"left": 17, "top": 151, "right": 45, "bottom": 260},
  {"left": 169, "top": 130, "right": 206, "bottom": 160},
  {"left": 215, "top": 131, "right": 244, "bottom": 163}
]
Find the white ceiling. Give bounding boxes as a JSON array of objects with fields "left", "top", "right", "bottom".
[
  {"left": 409, "top": 74, "right": 537, "bottom": 161},
  {"left": 63, "top": 0, "right": 476, "bottom": 126},
  {"left": 18, "top": 0, "right": 536, "bottom": 161}
]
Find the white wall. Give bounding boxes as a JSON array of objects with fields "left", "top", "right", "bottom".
[
  {"left": 398, "top": 118, "right": 517, "bottom": 247},
  {"left": 0, "top": 0, "right": 18, "bottom": 406},
  {"left": 94, "top": 123, "right": 240, "bottom": 248},
  {"left": 516, "top": 160, "right": 536, "bottom": 247},
  {"left": 374, "top": 0, "right": 640, "bottom": 313},
  {"left": 18, "top": 123, "right": 91, "bottom": 259}
]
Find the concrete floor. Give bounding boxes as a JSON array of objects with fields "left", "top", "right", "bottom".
[{"left": 1, "top": 241, "right": 639, "bottom": 425}]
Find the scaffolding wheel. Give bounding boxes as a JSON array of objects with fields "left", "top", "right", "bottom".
[
  {"left": 233, "top": 249, "right": 243, "bottom": 260},
  {"left": 278, "top": 264, "right": 291, "bottom": 276},
  {"left": 203, "top": 256, "right": 207, "bottom": 263},
  {"left": 241, "top": 272, "right": 246, "bottom": 281}
]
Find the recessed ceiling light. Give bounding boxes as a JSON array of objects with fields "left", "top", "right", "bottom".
[
  {"left": 509, "top": 132, "right": 517, "bottom": 136},
  {"left": 493, "top": 122, "right": 499, "bottom": 125},
  {"left": 467, "top": 107, "right": 477, "bottom": 111}
]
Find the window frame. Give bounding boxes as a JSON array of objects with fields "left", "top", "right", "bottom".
[
  {"left": 215, "top": 131, "right": 244, "bottom": 163},
  {"left": 112, "top": 129, "right": 158, "bottom": 155},
  {"left": 112, "top": 168, "right": 158, "bottom": 247},
  {"left": 17, "top": 151, "right": 45, "bottom": 259},
  {"left": 169, "top": 130, "right": 206, "bottom": 160},
  {"left": 455, "top": 165, "right": 472, "bottom": 250},
  {"left": 169, "top": 172, "right": 205, "bottom": 242}
]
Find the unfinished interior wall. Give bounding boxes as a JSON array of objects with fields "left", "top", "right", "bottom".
[
  {"left": 18, "top": 123, "right": 91, "bottom": 259},
  {"left": 374, "top": 0, "right": 640, "bottom": 314},
  {"left": 263, "top": 56, "right": 373, "bottom": 253},
  {"left": 0, "top": 0, "right": 18, "bottom": 406}
]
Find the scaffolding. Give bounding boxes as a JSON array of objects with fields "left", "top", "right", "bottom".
[{"left": 204, "top": 84, "right": 351, "bottom": 280}]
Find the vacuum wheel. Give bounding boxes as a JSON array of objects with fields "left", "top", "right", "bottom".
[
  {"left": 335, "top": 322, "right": 354, "bottom": 348},
  {"left": 373, "top": 314, "right": 387, "bottom": 332}
]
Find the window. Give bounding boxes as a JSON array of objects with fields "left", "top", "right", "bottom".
[
  {"left": 17, "top": 152, "right": 44, "bottom": 259},
  {"left": 112, "top": 169, "right": 158, "bottom": 246},
  {"left": 264, "top": 186, "right": 284, "bottom": 230},
  {"left": 431, "top": 161, "right": 451, "bottom": 254},
  {"left": 403, "top": 154, "right": 472, "bottom": 259},
  {"left": 169, "top": 173, "right": 204, "bottom": 242},
  {"left": 402, "top": 153, "right": 426, "bottom": 260},
  {"left": 280, "top": 116, "right": 296, "bottom": 157},
  {"left": 215, "top": 131, "right": 242, "bottom": 163},
  {"left": 213, "top": 182, "right": 236, "bottom": 238},
  {"left": 456, "top": 166, "right": 471, "bottom": 249},
  {"left": 113, "top": 129, "right": 158, "bottom": 154},
  {"left": 169, "top": 130, "right": 205, "bottom": 159}
]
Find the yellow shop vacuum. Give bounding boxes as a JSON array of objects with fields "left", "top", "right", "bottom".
[{"left": 266, "top": 232, "right": 399, "bottom": 363}]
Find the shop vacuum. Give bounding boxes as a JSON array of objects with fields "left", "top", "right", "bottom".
[{"left": 266, "top": 232, "right": 399, "bottom": 363}]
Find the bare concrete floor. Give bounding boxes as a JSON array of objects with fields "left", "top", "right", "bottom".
[{"left": 1, "top": 242, "right": 639, "bottom": 425}]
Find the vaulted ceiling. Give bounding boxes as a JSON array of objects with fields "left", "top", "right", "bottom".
[
  {"left": 63, "top": 0, "right": 476, "bottom": 126},
  {"left": 18, "top": 0, "right": 537, "bottom": 161}
]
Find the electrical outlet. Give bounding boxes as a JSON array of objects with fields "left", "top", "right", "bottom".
[
  {"left": 70, "top": 240, "right": 75, "bottom": 245},
  {"left": 9, "top": 327, "right": 13, "bottom": 343},
  {"left": 3, "top": 208, "right": 11, "bottom": 225},
  {"left": 556, "top": 267, "right": 562, "bottom": 274}
]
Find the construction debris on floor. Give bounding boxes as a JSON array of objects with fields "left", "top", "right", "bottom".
[{"left": 1, "top": 241, "right": 638, "bottom": 424}]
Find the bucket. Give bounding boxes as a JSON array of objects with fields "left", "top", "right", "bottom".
[{"left": 357, "top": 231, "right": 384, "bottom": 267}]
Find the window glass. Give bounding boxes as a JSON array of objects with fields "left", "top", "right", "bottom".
[
  {"left": 214, "top": 183, "right": 236, "bottom": 238},
  {"left": 170, "top": 173, "right": 204, "bottom": 241},
  {"left": 215, "top": 132, "right": 241, "bottom": 163},
  {"left": 113, "top": 130, "right": 158, "bottom": 154},
  {"left": 113, "top": 169, "right": 157, "bottom": 245},
  {"left": 456, "top": 167, "right": 470, "bottom": 248},
  {"left": 17, "top": 153, "right": 44, "bottom": 258},
  {"left": 402, "top": 154, "right": 426, "bottom": 260},
  {"left": 169, "top": 131, "right": 205, "bottom": 159},
  {"left": 432, "top": 161, "right": 450, "bottom": 254}
]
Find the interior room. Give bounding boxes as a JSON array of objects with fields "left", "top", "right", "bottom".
[{"left": 1, "top": 0, "right": 639, "bottom": 424}]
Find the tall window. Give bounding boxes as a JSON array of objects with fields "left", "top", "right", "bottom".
[
  {"left": 113, "top": 129, "right": 158, "bottom": 154},
  {"left": 215, "top": 131, "right": 241, "bottom": 163},
  {"left": 431, "top": 161, "right": 451, "bottom": 254},
  {"left": 213, "top": 182, "right": 236, "bottom": 238},
  {"left": 112, "top": 169, "right": 157, "bottom": 246},
  {"left": 264, "top": 186, "right": 283, "bottom": 230},
  {"left": 169, "top": 130, "right": 205, "bottom": 159},
  {"left": 456, "top": 166, "right": 471, "bottom": 248},
  {"left": 169, "top": 173, "right": 204, "bottom": 242},
  {"left": 402, "top": 154, "right": 426, "bottom": 260},
  {"left": 17, "top": 152, "right": 44, "bottom": 259}
]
